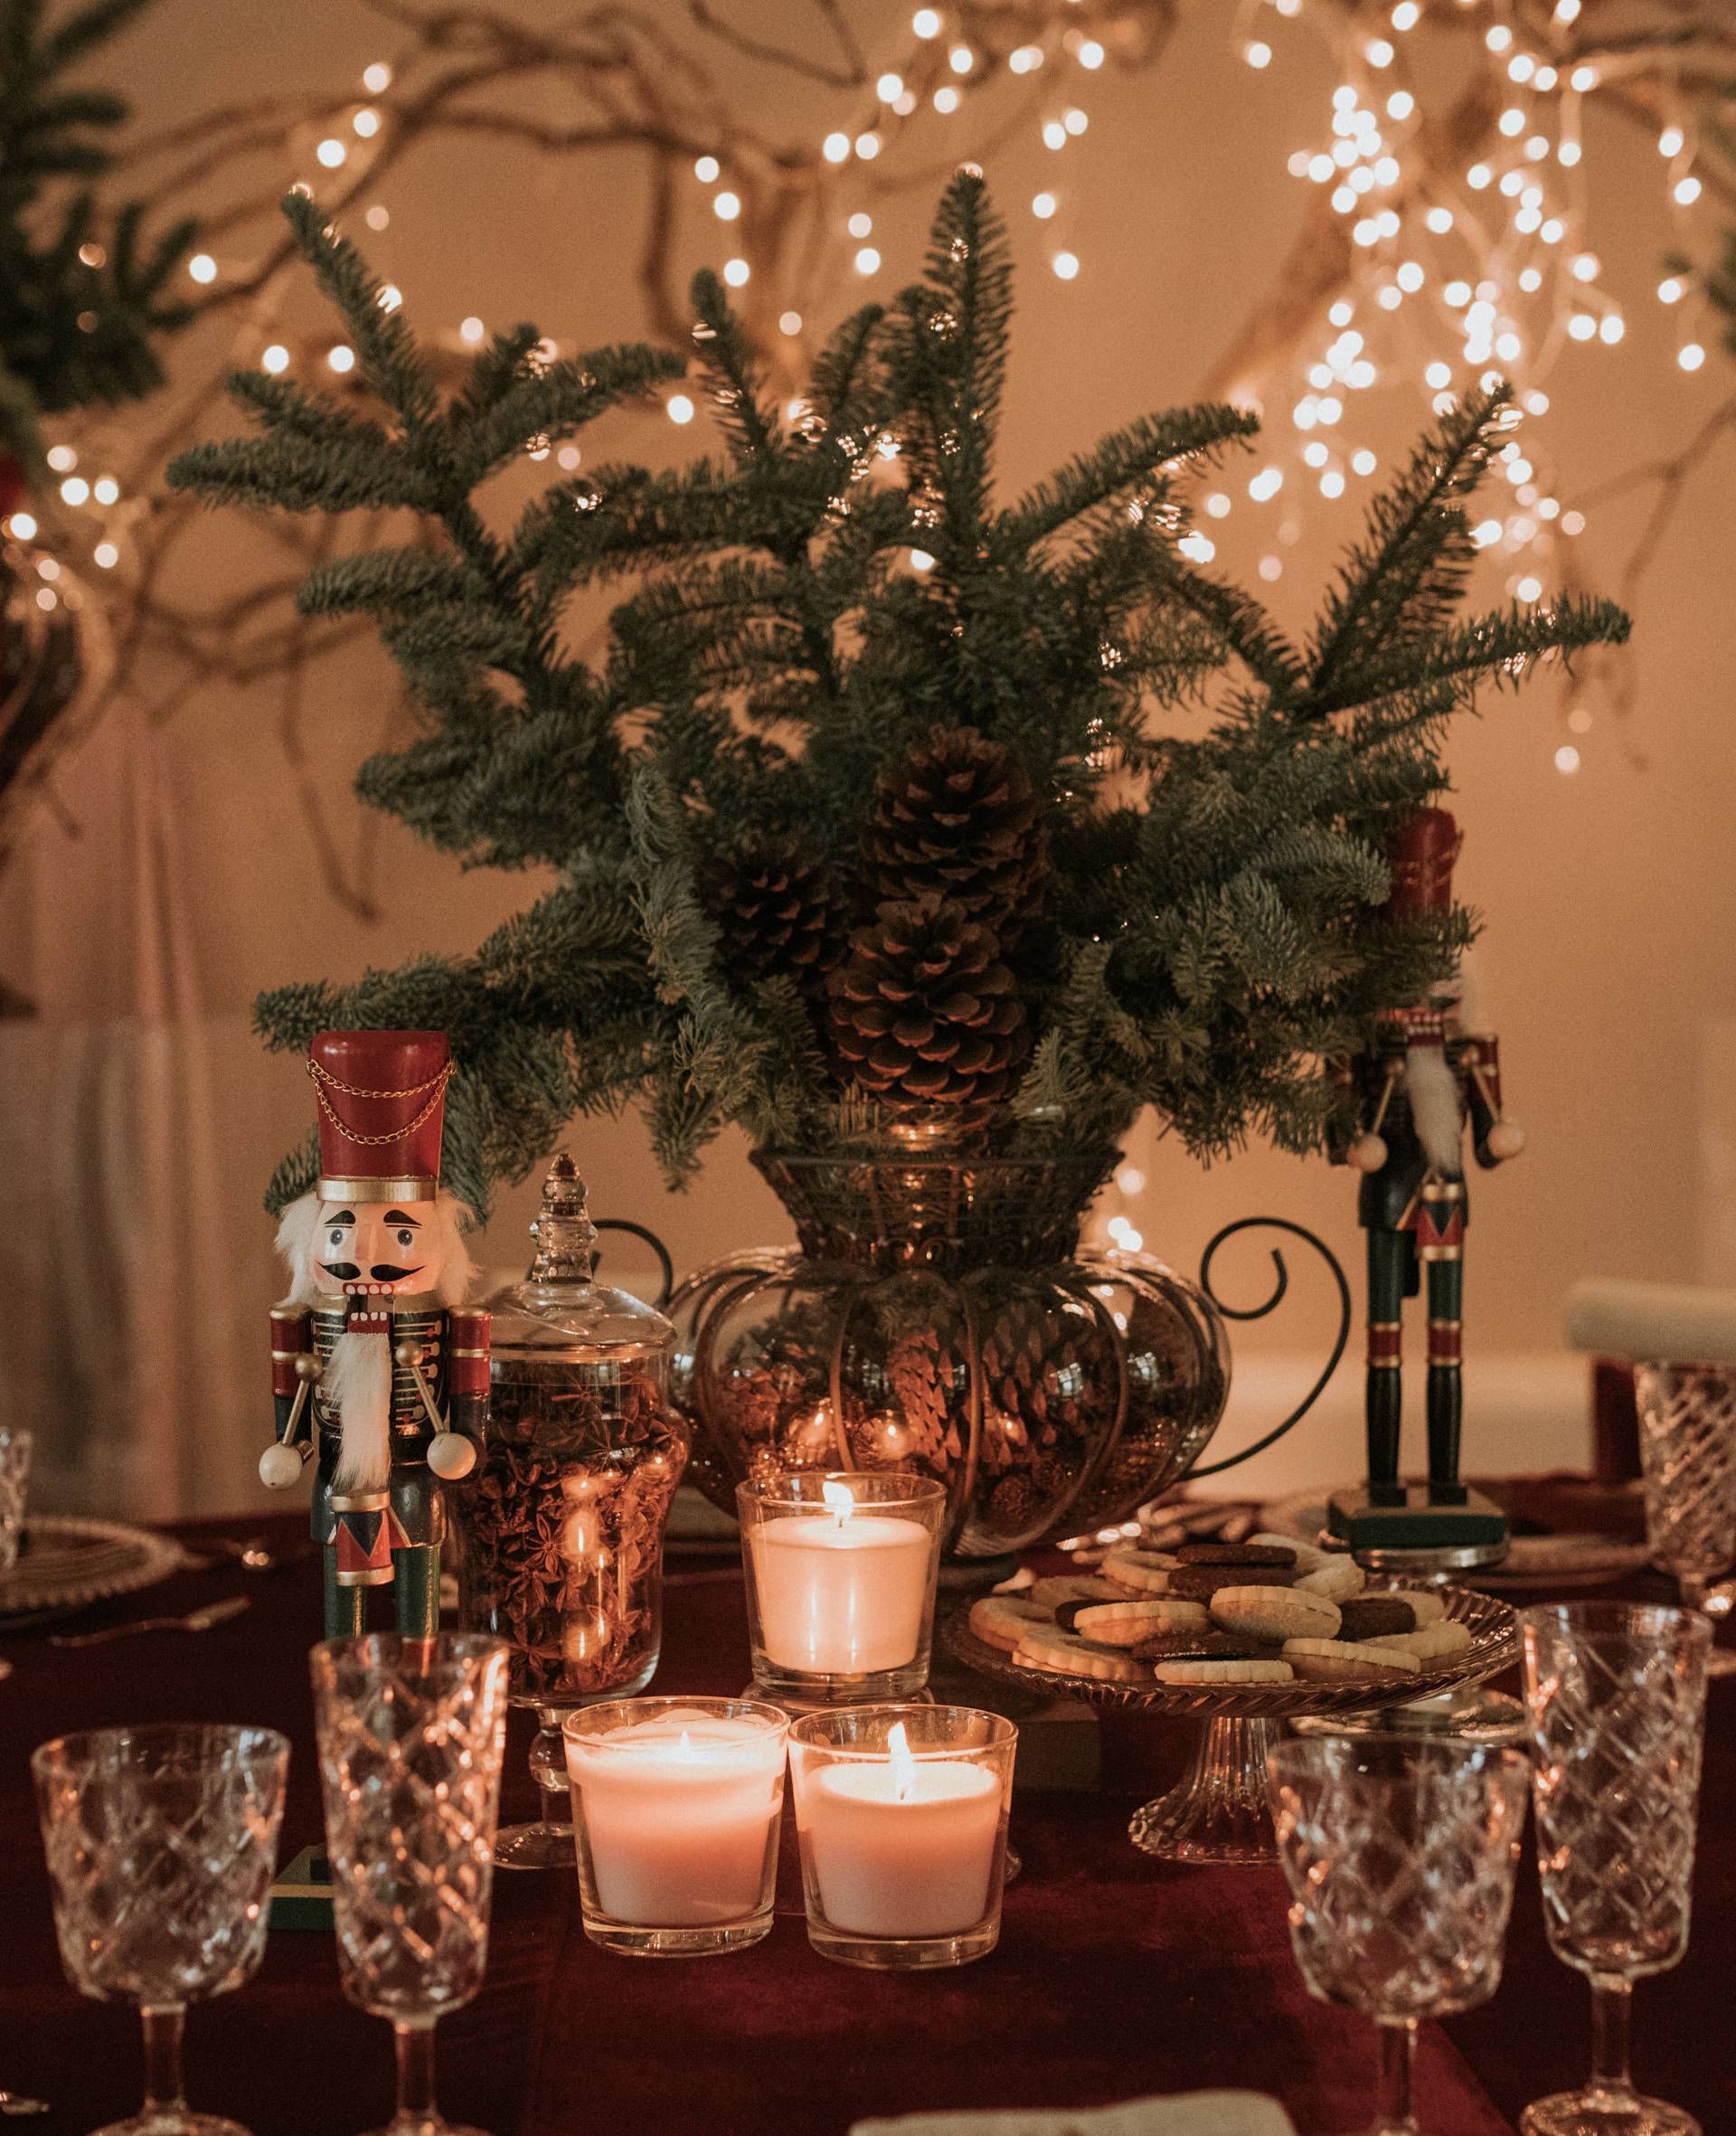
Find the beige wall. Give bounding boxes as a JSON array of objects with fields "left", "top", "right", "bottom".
[{"left": 6, "top": 1, "right": 1734, "bottom": 1507}]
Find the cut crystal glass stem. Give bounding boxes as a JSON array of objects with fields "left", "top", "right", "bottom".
[
  {"left": 1588, "top": 1975, "right": 1637, "bottom": 2103},
  {"left": 1372, "top": 2018, "right": 1420, "bottom": 2136},
  {"left": 392, "top": 2020, "right": 438, "bottom": 2131},
  {"left": 139, "top": 2005, "right": 186, "bottom": 2119}
]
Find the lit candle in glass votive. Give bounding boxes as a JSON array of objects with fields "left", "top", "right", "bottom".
[
  {"left": 563, "top": 1697, "right": 788, "bottom": 1956},
  {"left": 788, "top": 1705, "right": 1017, "bottom": 1970},
  {"left": 738, "top": 1472, "right": 947, "bottom": 1704}
]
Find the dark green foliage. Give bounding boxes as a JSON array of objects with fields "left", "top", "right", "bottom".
[
  {"left": 0, "top": 0, "right": 197, "bottom": 469},
  {"left": 171, "top": 175, "right": 1629, "bottom": 1214}
]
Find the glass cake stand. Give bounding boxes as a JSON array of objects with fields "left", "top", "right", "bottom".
[{"left": 943, "top": 1586, "right": 1517, "bottom": 1866}]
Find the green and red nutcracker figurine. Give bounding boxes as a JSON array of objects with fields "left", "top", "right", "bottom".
[
  {"left": 261, "top": 1030, "right": 489, "bottom": 1638},
  {"left": 1328, "top": 809, "right": 1526, "bottom": 1562}
]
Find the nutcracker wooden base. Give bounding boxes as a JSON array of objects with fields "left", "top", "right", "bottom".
[{"left": 1327, "top": 1481, "right": 1509, "bottom": 1569}]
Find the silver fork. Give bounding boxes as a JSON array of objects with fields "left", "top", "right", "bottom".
[{"left": 48, "top": 1594, "right": 252, "bottom": 1648}]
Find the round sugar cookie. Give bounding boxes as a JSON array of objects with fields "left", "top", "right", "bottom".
[
  {"left": 1211, "top": 1584, "right": 1341, "bottom": 1644},
  {"left": 1387, "top": 1586, "right": 1447, "bottom": 1624},
  {"left": 1150, "top": 1658, "right": 1294, "bottom": 1686},
  {"left": 1282, "top": 1637, "right": 1420, "bottom": 1683},
  {"left": 1014, "top": 1626, "right": 1150, "bottom": 1682},
  {"left": 1062, "top": 1597, "right": 1209, "bottom": 1645},
  {"left": 968, "top": 1593, "right": 1052, "bottom": 1653},
  {"left": 1100, "top": 1545, "right": 1182, "bottom": 1594},
  {"left": 1026, "top": 1574, "right": 1122, "bottom": 1611},
  {"left": 1384, "top": 1620, "right": 1473, "bottom": 1663},
  {"left": 1296, "top": 1556, "right": 1365, "bottom": 1602}
]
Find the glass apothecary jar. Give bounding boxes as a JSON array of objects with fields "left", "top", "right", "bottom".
[{"left": 451, "top": 1153, "right": 687, "bottom": 1869}]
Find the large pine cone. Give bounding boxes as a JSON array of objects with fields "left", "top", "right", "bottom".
[
  {"left": 826, "top": 897, "right": 1029, "bottom": 1120},
  {"left": 704, "top": 835, "right": 843, "bottom": 990},
  {"left": 863, "top": 727, "right": 1048, "bottom": 935}
]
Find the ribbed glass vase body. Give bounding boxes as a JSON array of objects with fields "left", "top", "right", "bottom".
[{"left": 670, "top": 1148, "right": 1229, "bottom": 1559}]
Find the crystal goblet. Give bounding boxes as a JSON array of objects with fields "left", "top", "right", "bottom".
[
  {"left": 1519, "top": 1602, "right": 1711, "bottom": 2136},
  {"left": 1268, "top": 1734, "right": 1529, "bottom": 2136},
  {"left": 311, "top": 1633, "right": 511, "bottom": 2136},
  {"left": 32, "top": 1722, "right": 289, "bottom": 2136},
  {"left": 1635, "top": 1363, "right": 1736, "bottom": 1678}
]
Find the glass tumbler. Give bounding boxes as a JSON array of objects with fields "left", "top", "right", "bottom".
[
  {"left": 738, "top": 1471, "right": 946, "bottom": 1706},
  {"left": 1520, "top": 1602, "right": 1711, "bottom": 2136},
  {"left": 1267, "top": 1734, "right": 1530, "bottom": 2136},
  {"left": 1635, "top": 1362, "right": 1736, "bottom": 1678},
  {"left": 0, "top": 1424, "right": 33, "bottom": 1574},
  {"left": 562, "top": 1696, "right": 789, "bottom": 1956},
  {"left": 32, "top": 1722, "right": 290, "bottom": 2136},
  {"left": 788, "top": 1704, "right": 1016, "bottom": 1971},
  {"left": 311, "top": 1633, "right": 511, "bottom": 2136}
]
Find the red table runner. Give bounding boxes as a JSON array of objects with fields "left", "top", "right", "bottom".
[{"left": 3, "top": 1516, "right": 1731, "bottom": 2135}]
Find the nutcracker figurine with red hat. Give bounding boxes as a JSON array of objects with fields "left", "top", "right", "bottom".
[
  {"left": 1327, "top": 809, "right": 1526, "bottom": 1563},
  {"left": 262, "top": 1030, "right": 490, "bottom": 1639}
]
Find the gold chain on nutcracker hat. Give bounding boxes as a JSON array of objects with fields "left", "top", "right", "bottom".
[{"left": 310, "top": 1031, "right": 453, "bottom": 1203}]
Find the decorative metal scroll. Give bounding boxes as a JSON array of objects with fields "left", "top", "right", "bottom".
[{"left": 1180, "top": 1217, "right": 1352, "bottom": 1481}]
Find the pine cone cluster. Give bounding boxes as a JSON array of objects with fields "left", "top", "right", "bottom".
[
  {"left": 705, "top": 835, "right": 844, "bottom": 990},
  {"left": 863, "top": 727, "right": 1048, "bottom": 937},
  {"left": 826, "top": 897, "right": 1029, "bottom": 1121}
]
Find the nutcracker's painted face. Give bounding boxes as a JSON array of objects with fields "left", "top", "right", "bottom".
[
  {"left": 312, "top": 1202, "right": 446, "bottom": 1298},
  {"left": 275, "top": 1188, "right": 476, "bottom": 1310}
]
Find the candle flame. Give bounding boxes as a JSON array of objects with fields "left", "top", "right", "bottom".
[
  {"left": 822, "top": 1478, "right": 854, "bottom": 1528},
  {"left": 888, "top": 1720, "right": 917, "bottom": 1802},
  {"left": 678, "top": 1728, "right": 693, "bottom": 1758}
]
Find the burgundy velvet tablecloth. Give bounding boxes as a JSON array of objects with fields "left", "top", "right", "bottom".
[{"left": 3, "top": 1517, "right": 1731, "bottom": 2136}]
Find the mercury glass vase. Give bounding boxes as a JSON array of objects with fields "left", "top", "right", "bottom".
[
  {"left": 669, "top": 1144, "right": 1229, "bottom": 1563},
  {"left": 450, "top": 1154, "right": 687, "bottom": 1868}
]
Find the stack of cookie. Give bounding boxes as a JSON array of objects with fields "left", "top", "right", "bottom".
[{"left": 967, "top": 1533, "right": 1473, "bottom": 1688}]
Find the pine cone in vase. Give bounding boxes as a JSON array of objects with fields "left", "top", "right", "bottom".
[
  {"left": 826, "top": 897, "right": 1030, "bottom": 1122},
  {"left": 863, "top": 727, "right": 1049, "bottom": 936},
  {"left": 706, "top": 835, "right": 844, "bottom": 990}
]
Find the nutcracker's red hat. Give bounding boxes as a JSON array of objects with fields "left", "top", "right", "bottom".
[
  {"left": 1384, "top": 807, "right": 1461, "bottom": 920},
  {"left": 307, "top": 1029, "right": 451, "bottom": 1204}
]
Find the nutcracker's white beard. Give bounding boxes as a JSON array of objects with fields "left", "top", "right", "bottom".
[
  {"left": 324, "top": 1328, "right": 393, "bottom": 1493},
  {"left": 1404, "top": 1042, "right": 1464, "bottom": 1178}
]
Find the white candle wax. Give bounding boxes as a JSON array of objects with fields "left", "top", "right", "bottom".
[
  {"left": 802, "top": 1759, "right": 1002, "bottom": 1938},
  {"left": 750, "top": 1512, "right": 934, "bottom": 1674},
  {"left": 567, "top": 1715, "right": 784, "bottom": 1927}
]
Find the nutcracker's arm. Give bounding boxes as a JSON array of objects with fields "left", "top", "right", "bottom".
[
  {"left": 263, "top": 1308, "right": 317, "bottom": 1488},
  {"left": 1458, "top": 1031, "right": 1523, "bottom": 1168},
  {"left": 410, "top": 1308, "right": 489, "bottom": 1482},
  {"left": 445, "top": 1308, "right": 490, "bottom": 1451}
]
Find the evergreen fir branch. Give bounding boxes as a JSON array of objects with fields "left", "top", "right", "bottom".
[
  {"left": 1302, "top": 592, "right": 1631, "bottom": 720},
  {"left": 997, "top": 405, "right": 1260, "bottom": 553},
  {"left": 1306, "top": 384, "right": 1514, "bottom": 702},
  {"left": 167, "top": 430, "right": 443, "bottom": 514},
  {"left": 278, "top": 191, "right": 437, "bottom": 429},
  {"left": 450, "top": 343, "right": 683, "bottom": 487},
  {"left": 689, "top": 267, "right": 782, "bottom": 469},
  {"left": 1134, "top": 539, "right": 1305, "bottom": 699},
  {"left": 263, "top": 1132, "right": 320, "bottom": 1217},
  {"left": 296, "top": 544, "right": 475, "bottom": 619},
  {"left": 804, "top": 299, "right": 889, "bottom": 441}
]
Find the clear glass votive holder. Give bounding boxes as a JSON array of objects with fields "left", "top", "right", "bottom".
[
  {"left": 738, "top": 1471, "right": 947, "bottom": 1707},
  {"left": 0, "top": 1426, "right": 33, "bottom": 1575},
  {"left": 562, "top": 1696, "right": 789, "bottom": 1957},
  {"left": 788, "top": 1704, "right": 1016, "bottom": 1971}
]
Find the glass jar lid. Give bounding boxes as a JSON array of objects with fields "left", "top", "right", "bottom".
[{"left": 482, "top": 1153, "right": 674, "bottom": 1363}]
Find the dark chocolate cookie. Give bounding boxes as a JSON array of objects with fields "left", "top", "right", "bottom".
[
  {"left": 1336, "top": 1595, "right": 1420, "bottom": 1640},
  {"left": 1130, "top": 1627, "right": 1283, "bottom": 1663},
  {"left": 1166, "top": 1564, "right": 1301, "bottom": 1600},
  {"left": 1172, "top": 1541, "right": 1297, "bottom": 1567}
]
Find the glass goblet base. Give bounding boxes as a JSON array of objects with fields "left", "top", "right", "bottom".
[
  {"left": 494, "top": 1817, "right": 576, "bottom": 1869},
  {"left": 1521, "top": 2088, "right": 1701, "bottom": 2136},
  {"left": 359, "top": 2119, "right": 493, "bottom": 2136},
  {"left": 94, "top": 2117, "right": 257, "bottom": 2136}
]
